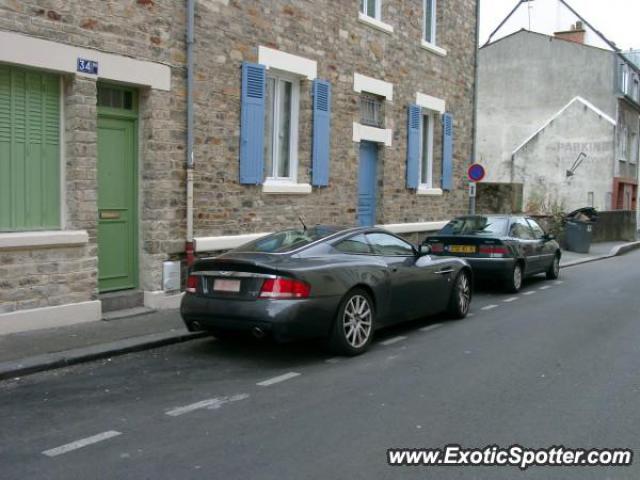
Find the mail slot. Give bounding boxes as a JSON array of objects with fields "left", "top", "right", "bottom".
[{"left": 99, "top": 210, "right": 121, "bottom": 220}]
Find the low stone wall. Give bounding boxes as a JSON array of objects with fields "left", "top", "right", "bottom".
[
  {"left": 531, "top": 210, "right": 637, "bottom": 244},
  {"left": 476, "top": 183, "right": 524, "bottom": 214},
  {"left": 0, "top": 245, "right": 97, "bottom": 315},
  {"left": 592, "top": 211, "right": 637, "bottom": 242}
]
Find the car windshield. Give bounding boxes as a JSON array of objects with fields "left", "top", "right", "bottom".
[
  {"left": 439, "top": 217, "right": 508, "bottom": 236},
  {"left": 236, "top": 226, "right": 340, "bottom": 253}
]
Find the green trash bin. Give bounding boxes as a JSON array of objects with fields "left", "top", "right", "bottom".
[{"left": 564, "top": 220, "right": 593, "bottom": 253}]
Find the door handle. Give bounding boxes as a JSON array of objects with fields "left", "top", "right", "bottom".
[
  {"left": 434, "top": 269, "right": 454, "bottom": 275},
  {"left": 391, "top": 267, "right": 398, "bottom": 273}
]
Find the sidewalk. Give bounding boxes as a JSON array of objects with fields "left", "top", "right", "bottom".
[
  {"left": 0, "top": 309, "right": 207, "bottom": 380},
  {"left": 560, "top": 240, "right": 640, "bottom": 267},
  {"left": 1, "top": 239, "right": 639, "bottom": 381}
]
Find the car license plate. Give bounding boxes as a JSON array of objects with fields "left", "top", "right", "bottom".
[
  {"left": 449, "top": 245, "right": 476, "bottom": 254},
  {"left": 213, "top": 279, "right": 241, "bottom": 293}
]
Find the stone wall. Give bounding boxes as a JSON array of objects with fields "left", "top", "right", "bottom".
[
  {"left": 592, "top": 210, "right": 637, "bottom": 242},
  {"left": 191, "top": 0, "right": 478, "bottom": 236},
  {"left": 476, "top": 183, "right": 523, "bottom": 214}
]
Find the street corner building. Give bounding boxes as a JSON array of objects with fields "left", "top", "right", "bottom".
[
  {"left": 477, "top": 26, "right": 639, "bottom": 216},
  {"left": 0, "top": 0, "right": 478, "bottom": 334}
]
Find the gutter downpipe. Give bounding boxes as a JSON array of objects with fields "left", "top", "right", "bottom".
[
  {"left": 185, "top": 0, "right": 195, "bottom": 266},
  {"left": 470, "top": 0, "right": 481, "bottom": 215}
]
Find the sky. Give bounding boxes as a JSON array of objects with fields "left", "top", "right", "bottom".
[{"left": 480, "top": 0, "right": 640, "bottom": 51}]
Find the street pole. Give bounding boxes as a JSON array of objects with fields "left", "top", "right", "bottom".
[{"left": 470, "top": 0, "right": 480, "bottom": 215}]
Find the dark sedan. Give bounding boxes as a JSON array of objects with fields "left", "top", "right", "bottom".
[
  {"left": 423, "top": 215, "right": 561, "bottom": 293},
  {"left": 181, "top": 226, "right": 473, "bottom": 355}
]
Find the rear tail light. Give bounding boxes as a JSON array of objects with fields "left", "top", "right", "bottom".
[
  {"left": 186, "top": 275, "right": 198, "bottom": 293},
  {"left": 259, "top": 277, "right": 311, "bottom": 299},
  {"left": 430, "top": 243, "right": 444, "bottom": 253},
  {"left": 478, "top": 245, "right": 510, "bottom": 258}
]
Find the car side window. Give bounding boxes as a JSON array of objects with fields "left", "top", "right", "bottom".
[
  {"left": 509, "top": 218, "right": 535, "bottom": 240},
  {"left": 526, "top": 219, "right": 546, "bottom": 239},
  {"left": 334, "top": 234, "right": 372, "bottom": 255},
  {"left": 366, "top": 233, "right": 415, "bottom": 256}
]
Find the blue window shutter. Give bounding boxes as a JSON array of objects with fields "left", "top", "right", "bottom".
[
  {"left": 239, "top": 62, "right": 265, "bottom": 184},
  {"left": 441, "top": 112, "right": 454, "bottom": 191},
  {"left": 312, "top": 79, "right": 331, "bottom": 187},
  {"left": 406, "top": 104, "right": 420, "bottom": 189}
]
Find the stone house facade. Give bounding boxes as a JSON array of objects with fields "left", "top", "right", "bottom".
[{"left": 0, "top": 0, "right": 478, "bottom": 334}]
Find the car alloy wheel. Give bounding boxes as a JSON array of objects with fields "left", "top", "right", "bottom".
[
  {"left": 505, "top": 263, "right": 523, "bottom": 293},
  {"left": 447, "top": 271, "right": 471, "bottom": 319},
  {"left": 513, "top": 264, "right": 522, "bottom": 290},
  {"left": 456, "top": 273, "right": 471, "bottom": 315},
  {"left": 343, "top": 294, "right": 373, "bottom": 349}
]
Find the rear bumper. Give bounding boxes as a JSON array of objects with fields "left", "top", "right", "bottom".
[
  {"left": 463, "top": 257, "right": 516, "bottom": 277},
  {"left": 180, "top": 294, "right": 340, "bottom": 342}
]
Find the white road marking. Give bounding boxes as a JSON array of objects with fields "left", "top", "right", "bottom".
[
  {"left": 325, "top": 357, "right": 342, "bottom": 364},
  {"left": 42, "top": 431, "right": 122, "bottom": 457},
  {"left": 256, "top": 372, "right": 301, "bottom": 387},
  {"left": 420, "top": 323, "right": 443, "bottom": 332},
  {"left": 381, "top": 336, "right": 408, "bottom": 346},
  {"left": 539, "top": 286, "right": 551, "bottom": 290},
  {"left": 554, "top": 281, "right": 564, "bottom": 285},
  {"left": 165, "top": 393, "right": 249, "bottom": 417},
  {"left": 523, "top": 291, "right": 536, "bottom": 295},
  {"left": 481, "top": 304, "right": 499, "bottom": 311},
  {"left": 467, "top": 313, "right": 475, "bottom": 318},
  {"left": 503, "top": 297, "right": 518, "bottom": 303}
]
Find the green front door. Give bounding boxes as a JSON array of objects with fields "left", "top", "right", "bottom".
[{"left": 97, "top": 99, "right": 138, "bottom": 292}]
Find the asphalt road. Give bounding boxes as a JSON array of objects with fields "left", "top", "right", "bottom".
[{"left": 2, "top": 251, "right": 640, "bottom": 480}]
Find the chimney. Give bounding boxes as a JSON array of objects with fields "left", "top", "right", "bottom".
[{"left": 554, "top": 21, "right": 586, "bottom": 44}]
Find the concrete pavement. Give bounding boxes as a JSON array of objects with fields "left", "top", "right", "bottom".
[{"left": 1, "top": 250, "right": 639, "bottom": 479}]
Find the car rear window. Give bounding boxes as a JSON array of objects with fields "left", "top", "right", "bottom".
[
  {"left": 236, "top": 227, "right": 339, "bottom": 253},
  {"left": 439, "top": 217, "right": 508, "bottom": 236}
]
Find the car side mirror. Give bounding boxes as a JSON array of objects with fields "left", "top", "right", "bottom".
[{"left": 417, "top": 244, "right": 431, "bottom": 256}]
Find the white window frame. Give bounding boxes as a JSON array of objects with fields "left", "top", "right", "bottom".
[
  {"left": 619, "top": 126, "right": 628, "bottom": 161},
  {"left": 417, "top": 110, "right": 442, "bottom": 195},
  {"left": 620, "top": 64, "right": 629, "bottom": 95},
  {"left": 419, "top": 112, "right": 435, "bottom": 189},
  {"left": 263, "top": 71, "right": 300, "bottom": 185},
  {"left": 420, "top": 0, "right": 446, "bottom": 56},
  {"left": 360, "top": 0, "right": 381, "bottom": 21},
  {"left": 423, "top": 0, "right": 437, "bottom": 45}
]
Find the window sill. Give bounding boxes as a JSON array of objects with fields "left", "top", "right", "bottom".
[
  {"left": 262, "top": 182, "right": 312, "bottom": 194},
  {"left": 0, "top": 230, "right": 89, "bottom": 250},
  {"left": 417, "top": 187, "right": 443, "bottom": 196},
  {"left": 357, "top": 13, "right": 394, "bottom": 34},
  {"left": 420, "top": 40, "right": 447, "bottom": 57}
]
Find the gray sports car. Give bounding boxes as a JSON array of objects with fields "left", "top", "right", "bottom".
[{"left": 181, "top": 226, "right": 472, "bottom": 355}]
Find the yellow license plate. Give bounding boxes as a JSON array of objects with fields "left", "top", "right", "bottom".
[{"left": 449, "top": 245, "right": 476, "bottom": 254}]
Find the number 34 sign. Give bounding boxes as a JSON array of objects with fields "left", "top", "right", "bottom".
[{"left": 77, "top": 58, "right": 99, "bottom": 75}]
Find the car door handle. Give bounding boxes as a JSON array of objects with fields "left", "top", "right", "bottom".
[
  {"left": 434, "top": 269, "right": 454, "bottom": 275},
  {"left": 391, "top": 267, "right": 398, "bottom": 272}
]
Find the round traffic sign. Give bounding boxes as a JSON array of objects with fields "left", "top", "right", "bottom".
[{"left": 467, "top": 163, "right": 485, "bottom": 182}]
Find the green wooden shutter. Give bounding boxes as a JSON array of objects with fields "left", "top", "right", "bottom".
[{"left": 0, "top": 65, "right": 60, "bottom": 231}]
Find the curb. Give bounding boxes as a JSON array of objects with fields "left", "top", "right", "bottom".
[
  {"left": 0, "top": 330, "right": 209, "bottom": 381},
  {"left": 560, "top": 240, "right": 640, "bottom": 269}
]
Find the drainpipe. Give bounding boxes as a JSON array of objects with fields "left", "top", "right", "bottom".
[
  {"left": 185, "top": 0, "right": 195, "bottom": 266},
  {"left": 469, "top": 0, "right": 481, "bottom": 215}
]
